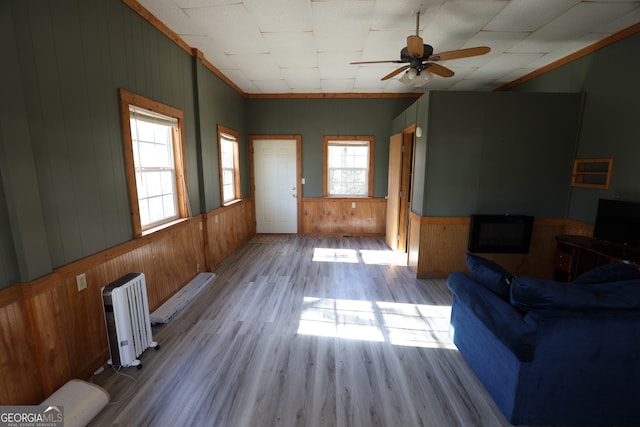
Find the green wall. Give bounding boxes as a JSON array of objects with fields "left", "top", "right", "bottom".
[
  {"left": 511, "top": 31, "right": 640, "bottom": 223},
  {"left": 195, "top": 61, "right": 248, "bottom": 212},
  {"left": 245, "top": 98, "right": 414, "bottom": 198},
  {"left": 0, "top": 0, "right": 246, "bottom": 288},
  {"left": 394, "top": 90, "right": 584, "bottom": 218},
  {"left": 421, "top": 91, "right": 583, "bottom": 218}
]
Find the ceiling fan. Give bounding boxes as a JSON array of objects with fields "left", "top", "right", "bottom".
[{"left": 351, "top": 11, "right": 491, "bottom": 87}]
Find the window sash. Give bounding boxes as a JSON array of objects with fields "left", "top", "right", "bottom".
[
  {"left": 327, "top": 142, "right": 370, "bottom": 197},
  {"left": 129, "top": 107, "right": 180, "bottom": 229},
  {"left": 219, "top": 131, "right": 239, "bottom": 204}
]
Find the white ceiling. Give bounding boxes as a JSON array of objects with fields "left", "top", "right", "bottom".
[{"left": 138, "top": 0, "right": 640, "bottom": 94}]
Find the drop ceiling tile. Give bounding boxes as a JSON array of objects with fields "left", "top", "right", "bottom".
[
  {"left": 524, "top": 33, "right": 603, "bottom": 69},
  {"left": 138, "top": 0, "right": 207, "bottom": 36},
  {"left": 321, "top": 79, "right": 356, "bottom": 93},
  {"left": 421, "top": 0, "right": 509, "bottom": 52},
  {"left": 181, "top": 36, "right": 237, "bottom": 69},
  {"left": 229, "top": 53, "right": 283, "bottom": 80},
  {"left": 468, "top": 52, "right": 544, "bottom": 80},
  {"left": 421, "top": 79, "right": 456, "bottom": 90},
  {"left": 185, "top": 4, "right": 268, "bottom": 54},
  {"left": 360, "top": 30, "right": 413, "bottom": 61},
  {"left": 484, "top": 0, "right": 579, "bottom": 32},
  {"left": 136, "top": 0, "right": 640, "bottom": 94},
  {"left": 219, "top": 68, "right": 259, "bottom": 92},
  {"left": 318, "top": 52, "right": 360, "bottom": 79},
  {"left": 354, "top": 66, "right": 389, "bottom": 89},
  {"left": 596, "top": 6, "right": 640, "bottom": 33},
  {"left": 281, "top": 68, "right": 321, "bottom": 89},
  {"left": 510, "top": 2, "right": 639, "bottom": 53},
  {"left": 449, "top": 30, "right": 529, "bottom": 68},
  {"left": 319, "top": 66, "right": 358, "bottom": 80},
  {"left": 252, "top": 79, "right": 291, "bottom": 93},
  {"left": 264, "top": 32, "right": 317, "bottom": 68},
  {"left": 313, "top": 1, "right": 375, "bottom": 52},
  {"left": 244, "top": 0, "right": 313, "bottom": 32},
  {"left": 450, "top": 79, "right": 497, "bottom": 91},
  {"left": 494, "top": 68, "right": 537, "bottom": 85},
  {"left": 318, "top": 51, "right": 362, "bottom": 68}
]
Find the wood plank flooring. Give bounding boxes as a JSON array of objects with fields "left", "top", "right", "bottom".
[{"left": 88, "top": 235, "right": 514, "bottom": 427}]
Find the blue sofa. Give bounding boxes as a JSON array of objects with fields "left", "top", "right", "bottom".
[{"left": 448, "top": 255, "right": 640, "bottom": 426}]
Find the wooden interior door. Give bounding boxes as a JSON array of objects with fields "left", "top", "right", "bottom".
[
  {"left": 397, "top": 131, "right": 414, "bottom": 252},
  {"left": 386, "top": 133, "right": 403, "bottom": 250}
]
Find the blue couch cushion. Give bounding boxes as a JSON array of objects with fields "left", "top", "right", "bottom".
[
  {"left": 448, "top": 272, "right": 536, "bottom": 361},
  {"left": 511, "top": 276, "right": 640, "bottom": 311},
  {"left": 573, "top": 262, "right": 640, "bottom": 284},
  {"left": 466, "top": 253, "right": 512, "bottom": 299}
]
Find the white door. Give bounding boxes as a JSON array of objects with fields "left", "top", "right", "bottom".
[{"left": 253, "top": 139, "right": 298, "bottom": 233}]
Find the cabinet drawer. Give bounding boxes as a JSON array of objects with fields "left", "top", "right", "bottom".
[{"left": 554, "top": 250, "right": 573, "bottom": 273}]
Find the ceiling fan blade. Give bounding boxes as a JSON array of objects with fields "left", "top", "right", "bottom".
[
  {"left": 350, "top": 60, "right": 403, "bottom": 64},
  {"left": 426, "top": 62, "right": 454, "bottom": 78},
  {"left": 381, "top": 65, "right": 410, "bottom": 81},
  {"left": 407, "top": 35, "right": 424, "bottom": 57},
  {"left": 428, "top": 46, "right": 491, "bottom": 61}
]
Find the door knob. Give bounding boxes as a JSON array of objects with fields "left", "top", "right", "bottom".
[{"left": 292, "top": 187, "right": 296, "bottom": 190}]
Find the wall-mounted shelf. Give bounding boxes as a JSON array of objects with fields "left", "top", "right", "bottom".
[{"left": 571, "top": 158, "right": 613, "bottom": 189}]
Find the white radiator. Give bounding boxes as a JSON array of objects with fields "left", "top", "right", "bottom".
[{"left": 102, "top": 272, "right": 158, "bottom": 368}]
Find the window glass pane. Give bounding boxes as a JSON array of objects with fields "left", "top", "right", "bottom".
[
  {"left": 219, "top": 132, "right": 239, "bottom": 203},
  {"left": 136, "top": 120, "right": 155, "bottom": 143},
  {"left": 129, "top": 105, "right": 180, "bottom": 228},
  {"left": 327, "top": 141, "right": 370, "bottom": 196},
  {"left": 135, "top": 172, "right": 147, "bottom": 198},
  {"left": 161, "top": 171, "right": 174, "bottom": 194},
  {"left": 146, "top": 171, "right": 163, "bottom": 197},
  {"left": 155, "top": 140, "right": 172, "bottom": 168},
  {"left": 163, "top": 194, "right": 176, "bottom": 218},
  {"left": 139, "top": 198, "right": 150, "bottom": 227},
  {"left": 139, "top": 142, "right": 156, "bottom": 168},
  {"left": 148, "top": 196, "right": 164, "bottom": 223}
]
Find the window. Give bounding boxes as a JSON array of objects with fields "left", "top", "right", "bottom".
[
  {"left": 218, "top": 126, "right": 241, "bottom": 204},
  {"left": 323, "top": 136, "right": 374, "bottom": 197},
  {"left": 119, "top": 89, "right": 189, "bottom": 236}
]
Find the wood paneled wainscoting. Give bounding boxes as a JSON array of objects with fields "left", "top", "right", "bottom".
[
  {"left": 408, "top": 213, "right": 593, "bottom": 279},
  {"left": 0, "top": 199, "right": 255, "bottom": 405},
  {"left": 301, "top": 198, "right": 386, "bottom": 236}
]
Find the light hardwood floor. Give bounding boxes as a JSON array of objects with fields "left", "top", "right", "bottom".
[{"left": 88, "top": 235, "right": 515, "bottom": 427}]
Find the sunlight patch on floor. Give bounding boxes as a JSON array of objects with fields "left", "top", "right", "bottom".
[
  {"left": 297, "top": 297, "right": 454, "bottom": 349},
  {"left": 312, "top": 248, "right": 407, "bottom": 266}
]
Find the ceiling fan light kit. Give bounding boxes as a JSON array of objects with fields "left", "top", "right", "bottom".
[
  {"left": 399, "top": 69, "right": 433, "bottom": 87},
  {"left": 351, "top": 11, "right": 490, "bottom": 89}
]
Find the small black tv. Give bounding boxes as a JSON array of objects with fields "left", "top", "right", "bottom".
[
  {"left": 593, "top": 199, "right": 640, "bottom": 248},
  {"left": 468, "top": 214, "right": 534, "bottom": 253}
]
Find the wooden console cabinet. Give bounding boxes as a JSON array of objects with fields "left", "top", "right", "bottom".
[{"left": 553, "top": 235, "right": 640, "bottom": 281}]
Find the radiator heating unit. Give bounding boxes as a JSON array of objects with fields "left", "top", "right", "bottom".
[{"left": 102, "top": 272, "right": 158, "bottom": 368}]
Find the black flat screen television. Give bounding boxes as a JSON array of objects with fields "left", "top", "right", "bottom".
[
  {"left": 593, "top": 199, "right": 640, "bottom": 248},
  {"left": 468, "top": 214, "right": 534, "bottom": 253}
]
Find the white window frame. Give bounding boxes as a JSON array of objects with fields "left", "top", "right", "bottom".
[{"left": 323, "top": 136, "right": 374, "bottom": 197}]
